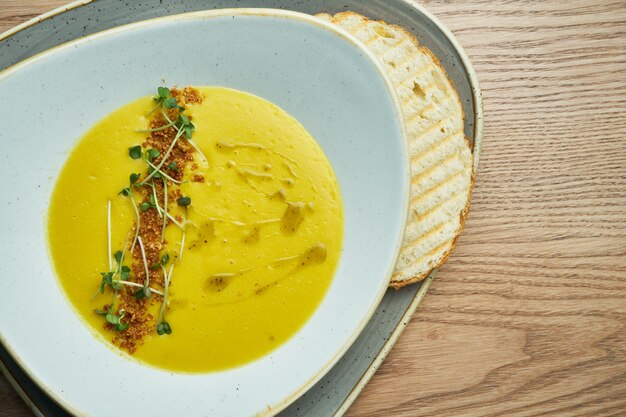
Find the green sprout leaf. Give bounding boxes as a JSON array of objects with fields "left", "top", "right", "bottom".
[
  {"left": 96, "top": 307, "right": 129, "bottom": 332},
  {"left": 146, "top": 148, "right": 160, "bottom": 162},
  {"left": 94, "top": 308, "right": 108, "bottom": 316},
  {"left": 100, "top": 272, "right": 113, "bottom": 293},
  {"left": 157, "top": 321, "right": 172, "bottom": 335},
  {"left": 150, "top": 253, "right": 170, "bottom": 270},
  {"left": 134, "top": 286, "right": 152, "bottom": 300},
  {"left": 163, "top": 97, "right": 183, "bottom": 110},
  {"left": 140, "top": 202, "right": 151, "bottom": 212},
  {"left": 183, "top": 123, "right": 195, "bottom": 139},
  {"left": 115, "top": 322, "right": 129, "bottom": 332},
  {"left": 178, "top": 113, "right": 190, "bottom": 126},
  {"left": 177, "top": 196, "right": 191, "bottom": 207},
  {"left": 120, "top": 265, "right": 131, "bottom": 280},
  {"left": 114, "top": 250, "right": 123, "bottom": 264},
  {"left": 175, "top": 113, "right": 195, "bottom": 139},
  {"left": 129, "top": 145, "right": 143, "bottom": 160},
  {"left": 148, "top": 165, "right": 162, "bottom": 179},
  {"left": 134, "top": 288, "right": 146, "bottom": 300},
  {"left": 119, "top": 187, "right": 130, "bottom": 197},
  {"left": 157, "top": 86, "right": 170, "bottom": 100},
  {"left": 105, "top": 313, "right": 119, "bottom": 325},
  {"left": 167, "top": 161, "right": 178, "bottom": 172},
  {"left": 130, "top": 173, "right": 141, "bottom": 184}
]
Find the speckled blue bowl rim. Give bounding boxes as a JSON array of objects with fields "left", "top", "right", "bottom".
[{"left": 0, "top": 1, "right": 482, "bottom": 416}]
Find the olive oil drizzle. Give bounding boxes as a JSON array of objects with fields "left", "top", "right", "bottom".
[
  {"left": 215, "top": 141, "right": 299, "bottom": 165},
  {"left": 215, "top": 141, "right": 318, "bottom": 194},
  {"left": 203, "top": 243, "right": 328, "bottom": 305}
]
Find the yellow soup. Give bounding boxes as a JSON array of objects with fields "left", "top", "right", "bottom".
[{"left": 48, "top": 86, "right": 343, "bottom": 372}]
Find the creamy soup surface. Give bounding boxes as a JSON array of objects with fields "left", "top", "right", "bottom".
[{"left": 48, "top": 86, "right": 343, "bottom": 372}]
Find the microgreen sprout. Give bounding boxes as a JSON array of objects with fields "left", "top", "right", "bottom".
[
  {"left": 165, "top": 211, "right": 184, "bottom": 229},
  {"left": 148, "top": 181, "right": 164, "bottom": 217},
  {"left": 99, "top": 271, "right": 120, "bottom": 293},
  {"left": 146, "top": 148, "right": 160, "bottom": 162},
  {"left": 176, "top": 113, "right": 195, "bottom": 139},
  {"left": 106, "top": 280, "right": 162, "bottom": 296},
  {"left": 161, "top": 178, "right": 168, "bottom": 242},
  {"left": 186, "top": 138, "right": 208, "bottom": 162},
  {"left": 129, "top": 146, "right": 183, "bottom": 186},
  {"left": 94, "top": 227, "right": 132, "bottom": 332},
  {"left": 141, "top": 86, "right": 184, "bottom": 129},
  {"left": 156, "top": 264, "right": 174, "bottom": 335},
  {"left": 177, "top": 196, "right": 191, "bottom": 207},
  {"left": 163, "top": 109, "right": 207, "bottom": 161},
  {"left": 136, "top": 120, "right": 177, "bottom": 133},
  {"left": 164, "top": 96, "right": 184, "bottom": 110},
  {"left": 157, "top": 321, "right": 172, "bottom": 335},
  {"left": 95, "top": 307, "right": 128, "bottom": 332},
  {"left": 150, "top": 253, "right": 170, "bottom": 270},
  {"left": 129, "top": 145, "right": 142, "bottom": 160},
  {"left": 157, "top": 86, "right": 169, "bottom": 100},
  {"left": 98, "top": 250, "right": 129, "bottom": 294},
  {"left": 145, "top": 86, "right": 181, "bottom": 117},
  {"left": 146, "top": 160, "right": 185, "bottom": 184},
  {"left": 136, "top": 236, "right": 152, "bottom": 299},
  {"left": 134, "top": 286, "right": 151, "bottom": 300},
  {"left": 160, "top": 102, "right": 207, "bottom": 162},
  {"left": 139, "top": 126, "right": 186, "bottom": 185},
  {"left": 148, "top": 165, "right": 163, "bottom": 179},
  {"left": 178, "top": 222, "right": 186, "bottom": 263},
  {"left": 118, "top": 173, "right": 143, "bottom": 251},
  {"left": 120, "top": 265, "right": 131, "bottom": 280}
]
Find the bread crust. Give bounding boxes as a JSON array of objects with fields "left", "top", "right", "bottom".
[{"left": 318, "top": 11, "right": 475, "bottom": 289}]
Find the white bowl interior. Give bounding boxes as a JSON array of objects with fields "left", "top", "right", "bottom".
[{"left": 0, "top": 9, "right": 408, "bottom": 416}]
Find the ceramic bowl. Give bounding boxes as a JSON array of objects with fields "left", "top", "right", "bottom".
[{"left": 0, "top": 8, "right": 409, "bottom": 417}]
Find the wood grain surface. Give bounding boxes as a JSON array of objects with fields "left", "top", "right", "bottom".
[{"left": 1, "top": 1, "right": 625, "bottom": 416}]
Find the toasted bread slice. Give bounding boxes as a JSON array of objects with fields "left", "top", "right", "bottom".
[{"left": 318, "top": 12, "right": 474, "bottom": 288}]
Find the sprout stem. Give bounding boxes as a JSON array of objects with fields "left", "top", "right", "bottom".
[
  {"left": 150, "top": 181, "right": 163, "bottom": 217},
  {"left": 161, "top": 178, "right": 168, "bottom": 242},
  {"left": 161, "top": 107, "right": 206, "bottom": 162},
  {"left": 157, "top": 264, "right": 174, "bottom": 322},
  {"left": 114, "top": 280, "right": 163, "bottom": 296},
  {"left": 166, "top": 212, "right": 184, "bottom": 229},
  {"left": 137, "top": 236, "right": 151, "bottom": 288},
  {"left": 146, "top": 101, "right": 161, "bottom": 117},
  {"left": 146, "top": 160, "right": 185, "bottom": 184},
  {"left": 136, "top": 119, "right": 176, "bottom": 133},
  {"left": 187, "top": 139, "right": 208, "bottom": 162},
  {"left": 128, "top": 188, "right": 141, "bottom": 252},
  {"left": 178, "top": 229, "right": 186, "bottom": 263},
  {"left": 140, "top": 128, "right": 184, "bottom": 185}
]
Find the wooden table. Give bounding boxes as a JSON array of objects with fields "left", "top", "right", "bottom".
[{"left": 1, "top": 1, "right": 625, "bottom": 416}]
